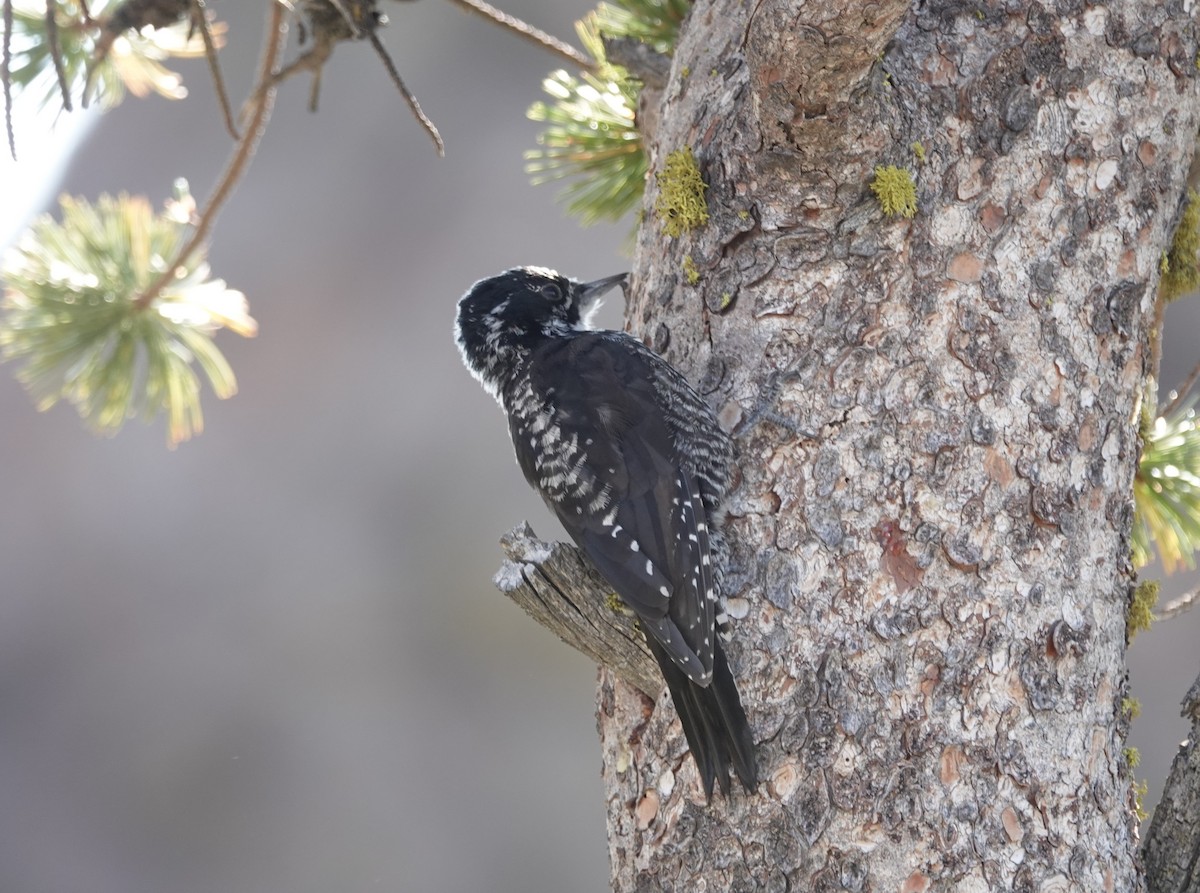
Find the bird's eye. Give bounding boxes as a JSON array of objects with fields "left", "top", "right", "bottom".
[{"left": 539, "top": 282, "right": 565, "bottom": 303}]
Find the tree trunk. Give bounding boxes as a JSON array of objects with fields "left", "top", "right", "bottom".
[
  {"left": 1143, "top": 670, "right": 1200, "bottom": 893},
  {"left": 597, "top": 1, "right": 1200, "bottom": 890}
]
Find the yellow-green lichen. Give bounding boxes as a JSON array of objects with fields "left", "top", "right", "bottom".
[
  {"left": 1121, "top": 696, "right": 1143, "bottom": 720},
  {"left": 1161, "top": 189, "right": 1200, "bottom": 301},
  {"left": 1123, "top": 746, "right": 1142, "bottom": 769},
  {"left": 682, "top": 254, "right": 700, "bottom": 285},
  {"left": 1128, "top": 580, "right": 1159, "bottom": 640},
  {"left": 655, "top": 147, "right": 709, "bottom": 237},
  {"left": 604, "top": 592, "right": 627, "bottom": 614},
  {"left": 911, "top": 140, "right": 926, "bottom": 163},
  {"left": 871, "top": 165, "right": 917, "bottom": 219},
  {"left": 719, "top": 292, "right": 733, "bottom": 310}
]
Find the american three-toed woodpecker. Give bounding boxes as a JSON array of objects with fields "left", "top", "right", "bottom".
[{"left": 454, "top": 266, "right": 757, "bottom": 799}]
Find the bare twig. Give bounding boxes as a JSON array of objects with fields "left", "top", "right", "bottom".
[
  {"left": 1155, "top": 586, "right": 1200, "bottom": 623},
  {"left": 3, "top": 0, "right": 14, "bottom": 160},
  {"left": 367, "top": 30, "right": 443, "bottom": 156},
  {"left": 443, "top": 0, "right": 595, "bottom": 71},
  {"left": 1163, "top": 358, "right": 1200, "bottom": 419},
  {"left": 306, "top": 61, "right": 323, "bottom": 113},
  {"left": 45, "top": 0, "right": 73, "bottom": 112},
  {"left": 268, "top": 3, "right": 444, "bottom": 150},
  {"left": 192, "top": 0, "right": 238, "bottom": 140},
  {"left": 133, "top": 2, "right": 288, "bottom": 312},
  {"left": 265, "top": 33, "right": 333, "bottom": 111}
]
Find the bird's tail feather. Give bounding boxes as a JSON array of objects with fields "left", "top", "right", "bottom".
[{"left": 647, "top": 638, "right": 757, "bottom": 800}]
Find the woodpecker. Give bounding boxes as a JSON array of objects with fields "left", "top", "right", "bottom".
[{"left": 454, "top": 266, "right": 757, "bottom": 799}]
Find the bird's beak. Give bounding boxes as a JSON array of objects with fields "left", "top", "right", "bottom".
[{"left": 576, "top": 273, "right": 629, "bottom": 311}]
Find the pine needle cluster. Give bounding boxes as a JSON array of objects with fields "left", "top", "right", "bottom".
[
  {"left": 526, "top": 0, "right": 690, "bottom": 225},
  {"left": 526, "top": 18, "right": 644, "bottom": 225},
  {"left": 3, "top": 0, "right": 218, "bottom": 115},
  {"left": 592, "top": 0, "right": 689, "bottom": 53},
  {"left": 1133, "top": 396, "right": 1200, "bottom": 573},
  {"left": 0, "top": 184, "right": 256, "bottom": 446}
]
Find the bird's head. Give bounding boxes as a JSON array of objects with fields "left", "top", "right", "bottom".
[{"left": 454, "top": 266, "right": 627, "bottom": 398}]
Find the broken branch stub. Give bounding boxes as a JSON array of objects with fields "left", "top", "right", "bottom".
[{"left": 495, "top": 522, "right": 659, "bottom": 696}]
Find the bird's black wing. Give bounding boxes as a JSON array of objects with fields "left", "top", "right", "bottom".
[
  {"left": 510, "top": 332, "right": 717, "bottom": 685},
  {"left": 509, "top": 330, "right": 756, "bottom": 798}
]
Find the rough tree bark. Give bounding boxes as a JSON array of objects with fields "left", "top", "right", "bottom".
[
  {"left": 1144, "top": 670, "right": 1200, "bottom": 893},
  {"left": 503, "top": 1, "right": 1200, "bottom": 890}
]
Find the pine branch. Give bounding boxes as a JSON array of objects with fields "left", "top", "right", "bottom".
[
  {"left": 2, "top": 0, "right": 227, "bottom": 133},
  {"left": 523, "top": 2, "right": 692, "bottom": 226},
  {"left": 526, "top": 16, "right": 644, "bottom": 225},
  {"left": 1155, "top": 587, "right": 1200, "bottom": 623},
  {"left": 0, "top": 186, "right": 257, "bottom": 444},
  {"left": 0, "top": 2, "right": 276, "bottom": 445}
]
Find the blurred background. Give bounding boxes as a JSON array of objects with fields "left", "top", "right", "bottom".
[{"left": 0, "top": 3, "right": 1197, "bottom": 892}]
